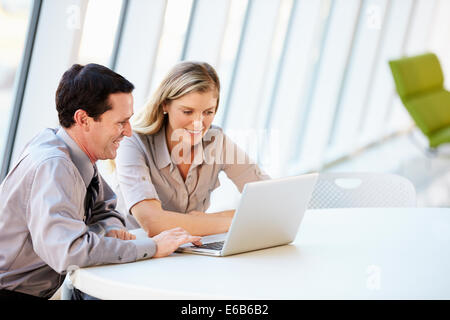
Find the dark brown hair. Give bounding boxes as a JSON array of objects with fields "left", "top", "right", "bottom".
[{"left": 55, "top": 63, "right": 134, "bottom": 128}]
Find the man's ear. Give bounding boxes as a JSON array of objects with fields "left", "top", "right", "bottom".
[{"left": 73, "top": 109, "right": 90, "bottom": 130}]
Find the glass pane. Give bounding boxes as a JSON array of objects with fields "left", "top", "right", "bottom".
[
  {"left": 148, "top": 0, "right": 194, "bottom": 95},
  {"left": 220, "top": 0, "right": 283, "bottom": 131},
  {"left": 358, "top": 0, "right": 414, "bottom": 147},
  {"left": 404, "top": 0, "right": 437, "bottom": 56},
  {"left": 77, "top": 0, "right": 123, "bottom": 66},
  {"left": 0, "top": 0, "right": 32, "bottom": 161},
  {"left": 428, "top": 0, "right": 450, "bottom": 88},
  {"left": 266, "top": 0, "right": 325, "bottom": 174},
  {"left": 213, "top": 0, "right": 249, "bottom": 126},
  {"left": 386, "top": 0, "right": 436, "bottom": 135},
  {"left": 326, "top": 0, "right": 389, "bottom": 162},
  {"left": 182, "top": 0, "right": 230, "bottom": 64},
  {"left": 254, "top": 0, "right": 294, "bottom": 131},
  {"left": 296, "top": 0, "right": 361, "bottom": 170}
]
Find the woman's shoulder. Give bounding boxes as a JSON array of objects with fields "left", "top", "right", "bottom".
[
  {"left": 119, "top": 130, "right": 155, "bottom": 154},
  {"left": 126, "top": 130, "right": 159, "bottom": 143}
]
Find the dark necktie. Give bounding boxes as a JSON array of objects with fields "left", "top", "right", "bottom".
[{"left": 84, "top": 166, "right": 99, "bottom": 223}]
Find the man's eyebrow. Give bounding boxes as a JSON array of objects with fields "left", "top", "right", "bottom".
[{"left": 119, "top": 114, "right": 133, "bottom": 121}]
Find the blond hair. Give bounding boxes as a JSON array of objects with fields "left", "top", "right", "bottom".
[
  {"left": 132, "top": 61, "right": 220, "bottom": 135},
  {"left": 106, "top": 61, "right": 221, "bottom": 172}
]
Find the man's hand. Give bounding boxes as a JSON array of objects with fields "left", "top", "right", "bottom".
[
  {"left": 106, "top": 229, "right": 136, "bottom": 240},
  {"left": 152, "top": 227, "right": 202, "bottom": 258}
]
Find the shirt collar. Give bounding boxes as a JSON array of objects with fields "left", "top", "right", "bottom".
[
  {"left": 56, "top": 127, "right": 95, "bottom": 188},
  {"left": 154, "top": 125, "right": 172, "bottom": 170}
]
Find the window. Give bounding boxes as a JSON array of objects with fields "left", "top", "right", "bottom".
[
  {"left": 7, "top": 0, "right": 448, "bottom": 182},
  {"left": 326, "top": 0, "right": 390, "bottom": 161},
  {"left": 0, "top": 0, "right": 32, "bottom": 165},
  {"left": 148, "top": 0, "right": 194, "bottom": 95},
  {"left": 76, "top": 0, "right": 123, "bottom": 66}
]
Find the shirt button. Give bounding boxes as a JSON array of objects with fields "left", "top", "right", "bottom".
[{"left": 143, "top": 253, "right": 147, "bottom": 258}]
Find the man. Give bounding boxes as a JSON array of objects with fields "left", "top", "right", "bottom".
[{"left": 0, "top": 63, "right": 201, "bottom": 300}]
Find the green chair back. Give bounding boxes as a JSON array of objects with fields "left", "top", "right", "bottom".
[
  {"left": 389, "top": 53, "right": 450, "bottom": 147},
  {"left": 389, "top": 53, "right": 444, "bottom": 99}
]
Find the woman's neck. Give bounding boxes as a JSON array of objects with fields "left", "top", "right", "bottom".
[{"left": 165, "top": 125, "right": 194, "bottom": 164}]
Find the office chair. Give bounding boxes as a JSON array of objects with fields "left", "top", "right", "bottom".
[
  {"left": 308, "top": 172, "right": 416, "bottom": 209},
  {"left": 389, "top": 53, "right": 450, "bottom": 150}
]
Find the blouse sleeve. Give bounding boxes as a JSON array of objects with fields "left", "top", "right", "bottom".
[
  {"left": 115, "top": 133, "right": 160, "bottom": 213},
  {"left": 221, "top": 133, "right": 271, "bottom": 192}
]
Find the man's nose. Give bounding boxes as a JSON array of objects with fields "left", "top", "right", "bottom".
[{"left": 123, "top": 121, "right": 132, "bottom": 137}]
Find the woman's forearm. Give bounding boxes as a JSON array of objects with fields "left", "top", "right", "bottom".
[
  {"left": 131, "top": 199, "right": 232, "bottom": 237},
  {"left": 154, "top": 211, "right": 232, "bottom": 236},
  {"left": 209, "top": 209, "right": 235, "bottom": 218}
]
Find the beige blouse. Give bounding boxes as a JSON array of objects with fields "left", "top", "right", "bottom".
[{"left": 115, "top": 125, "right": 270, "bottom": 228}]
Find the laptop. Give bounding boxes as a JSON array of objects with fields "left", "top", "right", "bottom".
[{"left": 176, "top": 173, "right": 318, "bottom": 256}]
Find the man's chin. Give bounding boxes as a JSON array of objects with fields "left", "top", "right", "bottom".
[
  {"left": 99, "top": 150, "right": 117, "bottom": 161},
  {"left": 109, "top": 151, "right": 118, "bottom": 160}
]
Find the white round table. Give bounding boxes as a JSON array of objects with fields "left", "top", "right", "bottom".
[{"left": 70, "top": 208, "right": 450, "bottom": 299}]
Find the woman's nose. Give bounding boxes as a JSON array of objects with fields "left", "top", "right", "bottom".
[{"left": 193, "top": 117, "right": 203, "bottom": 128}]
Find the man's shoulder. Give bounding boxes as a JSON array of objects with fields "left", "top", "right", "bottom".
[
  {"left": 28, "top": 128, "right": 70, "bottom": 159},
  {"left": 3, "top": 129, "right": 81, "bottom": 190},
  {"left": 17, "top": 128, "right": 76, "bottom": 172}
]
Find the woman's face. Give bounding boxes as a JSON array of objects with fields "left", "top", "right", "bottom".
[{"left": 164, "top": 90, "right": 217, "bottom": 148}]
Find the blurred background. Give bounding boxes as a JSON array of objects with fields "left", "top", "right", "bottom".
[{"left": 2, "top": 0, "right": 450, "bottom": 211}]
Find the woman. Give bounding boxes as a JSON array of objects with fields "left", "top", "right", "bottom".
[{"left": 115, "top": 61, "right": 270, "bottom": 236}]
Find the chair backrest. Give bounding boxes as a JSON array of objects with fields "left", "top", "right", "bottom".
[
  {"left": 308, "top": 172, "right": 416, "bottom": 209},
  {"left": 389, "top": 53, "right": 444, "bottom": 99},
  {"left": 389, "top": 53, "right": 450, "bottom": 136}
]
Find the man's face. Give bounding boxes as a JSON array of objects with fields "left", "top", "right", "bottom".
[{"left": 86, "top": 92, "right": 133, "bottom": 161}]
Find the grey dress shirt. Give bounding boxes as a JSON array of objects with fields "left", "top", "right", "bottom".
[
  {"left": 115, "top": 125, "right": 270, "bottom": 228},
  {"left": 0, "top": 128, "right": 156, "bottom": 298}
]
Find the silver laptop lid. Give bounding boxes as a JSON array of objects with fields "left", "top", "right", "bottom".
[{"left": 221, "top": 173, "right": 318, "bottom": 256}]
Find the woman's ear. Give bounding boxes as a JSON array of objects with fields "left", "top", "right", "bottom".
[{"left": 162, "top": 103, "right": 168, "bottom": 114}]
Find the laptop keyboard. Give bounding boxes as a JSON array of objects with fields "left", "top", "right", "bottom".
[{"left": 196, "top": 241, "right": 224, "bottom": 250}]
